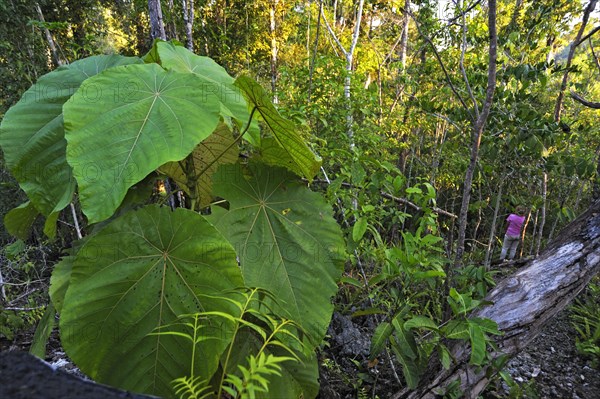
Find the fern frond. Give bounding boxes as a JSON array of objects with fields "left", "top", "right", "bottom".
[{"left": 172, "top": 375, "right": 212, "bottom": 399}]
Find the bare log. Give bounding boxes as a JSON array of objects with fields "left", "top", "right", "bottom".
[
  {"left": 394, "top": 200, "right": 600, "bottom": 399},
  {"left": 0, "top": 351, "right": 159, "bottom": 399}
]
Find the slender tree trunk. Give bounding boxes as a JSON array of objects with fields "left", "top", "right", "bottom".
[
  {"left": 400, "top": 0, "right": 411, "bottom": 71},
  {"left": 269, "top": 0, "right": 279, "bottom": 104},
  {"left": 394, "top": 200, "right": 600, "bottom": 399},
  {"left": 528, "top": 209, "right": 539, "bottom": 255},
  {"left": 484, "top": 180, "right": 503, "bottom": 269},
  {"left": 345, "top": 0, "right": 364, "bottom": 147},
  {"left": 554, "top": 0, "right": 598, "bottom": 122},
  {"left": 535, "top": 171, "right": 547, "bottom": 255},
  {"left": 519, "top": 208, "right": 532, "bottom": 258},
  {"left": 307, "top": 1, "right": 323, "bottom": 101},
  {"left": 148, "top": 0, "right": 167, "bottom": 41},
  {"left": 454, "top": 0, "right": 497, "bottom": 266},
  {"left": 165, "top": 0, "right": 179, "bottom": 40},
  {"left": 321, "top": 0, "right": 365, "bottom": 148},
  {"left": 35, "top": 3, "right": 64, "bottom": 67},
  {"left": 182, "top": 0, "right": 194, "bottom": 51},
  {"left": 549, "top": 179, "right": 575, "bottom": 241},
  {"left": 473, "top": 183, "right": 483, "bottom": 241},
  {"left": 333, "top": 0, "right": 338, "bottom": 26}
]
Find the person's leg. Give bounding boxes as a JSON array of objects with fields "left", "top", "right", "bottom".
[{"left": 508, "top": 235, "right": 520, "bottom": 259}]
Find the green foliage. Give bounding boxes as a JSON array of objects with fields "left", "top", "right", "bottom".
[
  {"left": 58, "top": 206, "right": 243, "bottom": 396},
  {"left": 29, "top": 302, "right": 55, "bottom": 358},
  {"left": 3, "top": 201, "right": 38, "bottom": 240},
  {"left": 2, "top": 1, "right": 600, "bottom": 397},
  {"left": 235, "top": 76, "right": 322, "bottom": 179},
  {"left": 0, "top": 308, "right": 25, "bottom": 340},
  {"left": 570, "top": 280, "right": 600, "bottom": 367},
  {"left": 443, "top": 289, "right": 502, "bottom": 366},
  {"left": 63, "top": 62, "right": 225, "bottom": 223},
  {"left": 153, "top": 288, "right": 307, "bottom": 399},
  {"left": 1, "top": 41, "right": 343, "bottom": 398},
  {"left": 208, "top": 162, "right": 344, "bottom": 346},
  {"left": 497, "top": 370, "right": 540, "bottom": 399},
  {"left": 0, "top": 55, "right": 142, "bottom": 217},
  {"left": 223, "top": 353, "right": 292, "bottom": 399},
  {"left": 152, "top": 41, "right": 260, "bottom": 146}
]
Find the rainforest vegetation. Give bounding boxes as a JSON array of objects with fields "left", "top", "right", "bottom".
[{"left": 1, "top": 1, "right": 599, "bottom": 398}]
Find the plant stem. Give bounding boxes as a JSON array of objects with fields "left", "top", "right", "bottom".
[{"left": 216, "top": 288, "right": 256, "bottom": 398}]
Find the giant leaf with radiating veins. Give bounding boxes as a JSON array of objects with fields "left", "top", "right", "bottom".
[
  {"left": 60, "top": 205, "right": 243, "bottom": 397},
  {"left": 154, "top": 41, "right": 260, "bottom": 146},
  {"left": 208, "top": 163, "right": 345, "bottom": 346},
  {"left": 0, "top": 55, "right": 142, "bottom": 215},
  {"left": 64, "top": 63, "right": 223, "bottom": 223}
]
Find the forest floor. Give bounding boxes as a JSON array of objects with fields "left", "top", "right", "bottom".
[
  {"left": 1, "top": 281, "right": 599, "bottom": 398},
  {"left": 318, "top": 306, "right": 600, "bottom": 399},
  {"left": 489, "top": 309, "right": 600, "bottom": 399}
]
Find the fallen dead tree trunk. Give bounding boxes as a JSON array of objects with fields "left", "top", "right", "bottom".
[
  {"left": 394, "top": 200, "right": 600, "bottom": 399},
  {"left": 0, "top": 351, "right": 161, "bottom": 399}
]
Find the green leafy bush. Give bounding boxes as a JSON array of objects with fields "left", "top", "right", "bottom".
[
  {"left": 0, "top": 40, "right": 345, "bottom": 398},
  {"left": 570, "top": 279, "right": 600, "bottom": 367}
]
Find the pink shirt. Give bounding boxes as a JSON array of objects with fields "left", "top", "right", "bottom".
[{"left": 506, "top": 214, "right": 525, "bottom": 237}]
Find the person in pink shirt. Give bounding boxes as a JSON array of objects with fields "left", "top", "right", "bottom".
[{"left": 500, "top": 206, "right": 527, "bottom": 261}]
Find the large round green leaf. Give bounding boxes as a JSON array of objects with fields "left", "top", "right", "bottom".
[
  {"left": 208, "top": 163, "right": 345, "bottom": 346},
  {"left": 60, "top": 205, "right": 243, "bottom": 397},
  {"left": 63, "top": 63, "right": 223, "bottom": 223},
  {"left": 0, "top": 55, "right": 142, "bottom": 215},
  {"left": 154, "top": 41, "right": 260, "bottom": 146}
]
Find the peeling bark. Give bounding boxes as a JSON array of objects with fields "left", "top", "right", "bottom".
[{"left": 394, "top": 200, "right": 600, "bottom": 399}]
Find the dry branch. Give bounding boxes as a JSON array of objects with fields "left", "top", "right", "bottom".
[
  {"left": 570, "top": 90, "right": 600, "bottom": 109},
  {"left": 307, "top": 178, "right": 457, "bottom": 218}
]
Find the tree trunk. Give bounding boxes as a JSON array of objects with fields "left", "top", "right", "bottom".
[
  {"left": 182, "top": 0, "right": 194, "bottom": 51},
  {"left": 345, "top": 0, "right": 364, "bottom": 148},
  {"left": 518, "top": 208, "right": 532, "bottom": 258},
  {"left": 165, "top": 0, "right": 179, "bottom": 41},
  {"left": 307, "top": 1, "right": 322, "bottom": 101},
  {"left": 400, "top": 0, "right": 410, "bottom": 71},
  {"left": 454, "top": 0, "right": 497, "bottom": 266},
  {"left": 528, "top": 209, "right": 538, "bottom": 255},
  {"left": 321, "top": 0, "right": 365, "bottom": 148},
  {"left": 148, "top": 0, "right": 167, "bottom": 41},
  {"left": 270, "top": 0, "right": 279, "bottom": 104},
  {"left": 535, "top": 171, "right": 547, "bottom": 256},
  {"left": 484, "top": 180, "right": 503, "bottom": 268},
  {"left": 35, "top": 3, "right": 64, "bottom": 67},
  {"left": 553, "top": 0, "right": 598, "bottom": 122},
  {"left": 394, "top": 200, "right": 600, "bottom": 399}
]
